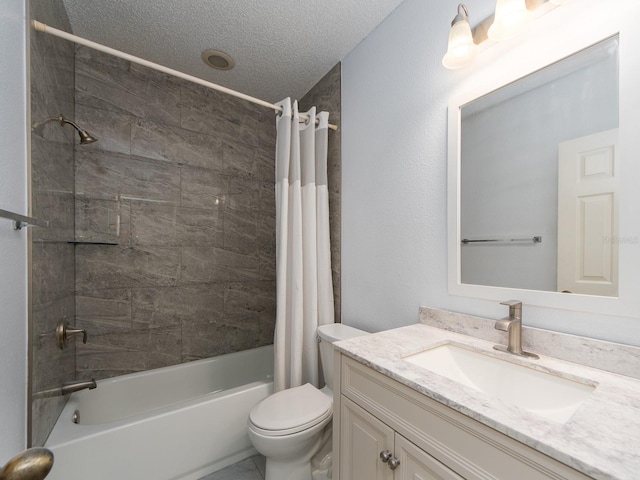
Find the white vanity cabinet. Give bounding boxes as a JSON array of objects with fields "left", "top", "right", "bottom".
[
  {"left": 341, "top": 396, "right": 463, "bottom": 480},
  {"left": 333, "top": 354, "right": 591, "bottom": 480}
]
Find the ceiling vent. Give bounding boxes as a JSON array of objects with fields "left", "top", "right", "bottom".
[{"left": 201, "top": 49, "right": 235, "bottom": 70}]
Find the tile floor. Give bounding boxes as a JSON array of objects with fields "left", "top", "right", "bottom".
[{"left": 198, "top": 455, "right": 266, "bottom": 480}]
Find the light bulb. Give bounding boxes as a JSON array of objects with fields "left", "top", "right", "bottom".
[{"left": 487, "top": 0, "right": 532, "bottom": 42}]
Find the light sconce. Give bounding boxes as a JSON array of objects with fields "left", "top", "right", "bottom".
[
  {"left": 442, "top": 0, "right": 570, "bottom": 70},
  {"left": 442, "top": 4, "right": 477, "bottom": 69},
  {"left": 488, "top": 0, "right": 533, "bottom": 41}
]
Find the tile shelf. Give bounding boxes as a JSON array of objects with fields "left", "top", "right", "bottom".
[{"left": 67, "top": 241, "right": 118, "bottom": 245}]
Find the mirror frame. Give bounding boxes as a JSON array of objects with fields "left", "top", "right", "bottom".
[{"left": 447, "top": 1, "right": 640, "bottom": 318}]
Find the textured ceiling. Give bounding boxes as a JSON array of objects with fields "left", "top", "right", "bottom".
[{"left": 60, "top": 0, "right": 406, "bottom": 103}]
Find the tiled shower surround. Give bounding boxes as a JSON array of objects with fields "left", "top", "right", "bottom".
[
  {"left": 29, "top": 0, "right": 342, "bottom": 445},
  {"left": 73, "top": 46, "right": 279, "bottom": 380},
  {"left": 72, "top": 51, "right": 342, "bottom": 381},
  {"left": 30, "top": 0, "right": 76, "bottom": 447}
]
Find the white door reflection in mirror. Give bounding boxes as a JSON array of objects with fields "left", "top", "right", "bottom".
[{"left": 557, "top": 129, "right": 619, "bottom": 296}]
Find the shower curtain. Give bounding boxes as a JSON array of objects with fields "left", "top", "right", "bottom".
[{"left": 274, "top": 98, "right": 334, "bottom": 392}]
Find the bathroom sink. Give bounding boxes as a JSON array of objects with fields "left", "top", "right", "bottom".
[{"left": 403, "top": 344, "right": 595, "bottom": 423}]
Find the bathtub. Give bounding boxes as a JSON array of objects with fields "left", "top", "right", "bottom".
[{"left": 44, "top": 345, "right": 274, "bottom": 480}]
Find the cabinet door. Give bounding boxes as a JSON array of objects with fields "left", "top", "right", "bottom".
[
  {"left": 395, "top": 434, "right": 464, "bottom": 480},
  {"left": 341, "top": 397, "right": 394, "bottom": 480}
]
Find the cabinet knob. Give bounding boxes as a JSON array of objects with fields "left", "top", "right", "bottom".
[
  {"left": 379, "top": 450, "right": 392, "bottom": 463},
  {"left": 387, "top": 456, "right": 400, "bottom": 470}
]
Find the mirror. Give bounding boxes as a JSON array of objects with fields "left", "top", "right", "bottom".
[
  {"left": 460, "top": 36, "right": 619, "bottom": 296},
  {"left": 447, "top": 8, "right": 640, "bottom": 318}
]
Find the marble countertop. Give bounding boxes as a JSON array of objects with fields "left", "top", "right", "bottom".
[{"left": 334, "top": 323, "right": 640, "bottom": 480}]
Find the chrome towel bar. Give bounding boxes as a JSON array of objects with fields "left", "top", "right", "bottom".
[{"left": 461, "top": 236, "right": 542, "bottom": 245}]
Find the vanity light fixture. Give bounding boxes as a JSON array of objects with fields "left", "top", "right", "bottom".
[
  {"left": 442, "top": 4, "right": 477, "bottom": 69},
  {"left": 487, "top": 0, "right": 533, "bottom": 41},
  {"left": 443, "top": 0, "right": 570, "bottom": 70}
]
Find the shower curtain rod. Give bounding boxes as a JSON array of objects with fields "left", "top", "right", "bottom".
[{"left": 32, "top": 21, "right": 338, "bottom": 131}]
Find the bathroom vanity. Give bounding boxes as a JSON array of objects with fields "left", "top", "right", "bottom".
[{"left": 332, "top": 311, "right": 640, "bottom": 480}]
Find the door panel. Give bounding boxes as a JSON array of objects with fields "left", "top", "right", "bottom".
[{"left": 557, "top": 129, "right": 619, "bottom": 296}]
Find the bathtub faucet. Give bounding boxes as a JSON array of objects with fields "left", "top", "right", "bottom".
[
  {"left": 32, "top": 379, "right": 97, "bottom": 400},
  {"left": 61, "top": 379, "right": 97, "bottom": 395}
]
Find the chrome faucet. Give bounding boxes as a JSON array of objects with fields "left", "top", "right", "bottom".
[{"left": 493, "top": 300, "right": 539, "bottom": 359}]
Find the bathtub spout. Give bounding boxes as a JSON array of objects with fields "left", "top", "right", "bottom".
[
  {"left": 61, "top": 379, "right": 97, "bottom": 395},
  {"left": 32, "top": 379, "right": 97, "bottom": 400}
]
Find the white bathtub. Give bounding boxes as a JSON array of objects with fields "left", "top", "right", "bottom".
[{"left": 44, "top": 345, "right": 274, "bottom": 480}]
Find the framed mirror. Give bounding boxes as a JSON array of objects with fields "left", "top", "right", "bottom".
[
  {"left": 460, "top": 36, "right": 619, "bottom": 296},
  {"left": 447, "top": 3, "right": 640, "bottom": 317}
]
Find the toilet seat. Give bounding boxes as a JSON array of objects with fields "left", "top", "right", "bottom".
[{"left": 249, "top": 383, "right": 332, "bottom": 437}]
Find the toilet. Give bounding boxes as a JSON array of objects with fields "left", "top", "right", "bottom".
[{"left": 248, "top": 323, "right": 368, "bottom": 480}]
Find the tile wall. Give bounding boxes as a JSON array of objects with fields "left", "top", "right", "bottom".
[
  {"left": 29, "top": 0, "right": 76, "bottom": 446},
  {"left": 28, "top": 0, "right": 343, "bottom": 444},
  {"left": 72, "top": 46, "right": 279, "bottom": 380}
]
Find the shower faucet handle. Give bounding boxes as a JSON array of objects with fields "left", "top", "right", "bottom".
[{"left": 56, "top": 319, "right": 88, "bottom": 350}]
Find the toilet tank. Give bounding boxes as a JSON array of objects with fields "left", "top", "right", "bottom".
[{"left": 317, "top": 323, "right": 367, "bottom": 391}]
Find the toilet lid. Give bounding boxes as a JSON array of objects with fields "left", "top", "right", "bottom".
[{"left": 249, "top": 383, "right": 332, "bottom": 435}]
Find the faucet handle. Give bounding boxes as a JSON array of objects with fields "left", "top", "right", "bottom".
[
  {"left": 500, "top": 300, "right": 522, "bottom": 320},
  {"left": 66, "top": 327, "right": 88, "bottom": 344},
  {"left": 56, "top": 319, "right": 88, "bottom": 349}
]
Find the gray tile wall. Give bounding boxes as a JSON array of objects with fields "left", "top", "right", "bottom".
[
  {"left": 73, "top": 46, "right": 278, "bottom": 380},
  {"left": 28, "top": 5, "right": 342, "bottom": 445},
  {"left": 300, "top": 64, "right": 342, "bottom": 322},
  {"left": 29, "top": 0, "right": 76, "bottom": 446}
]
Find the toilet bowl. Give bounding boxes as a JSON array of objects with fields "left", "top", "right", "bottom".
[{"left": 248, "top": 323, "right": 367, "bottom": 480}]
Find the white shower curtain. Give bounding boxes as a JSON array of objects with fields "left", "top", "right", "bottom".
[{"left": 274, "top": 98, "right": 335, "bottom": 392}]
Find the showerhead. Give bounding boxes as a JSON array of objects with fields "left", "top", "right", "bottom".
[
  {"left": 58, "top": 115, "right": 98, "bottom": 144},
  {"left": 32, "top": 115, "right": 98, "bottom": 145},
  {"left": 77, "top": 129, "right": 98, "bottom": 145}
]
